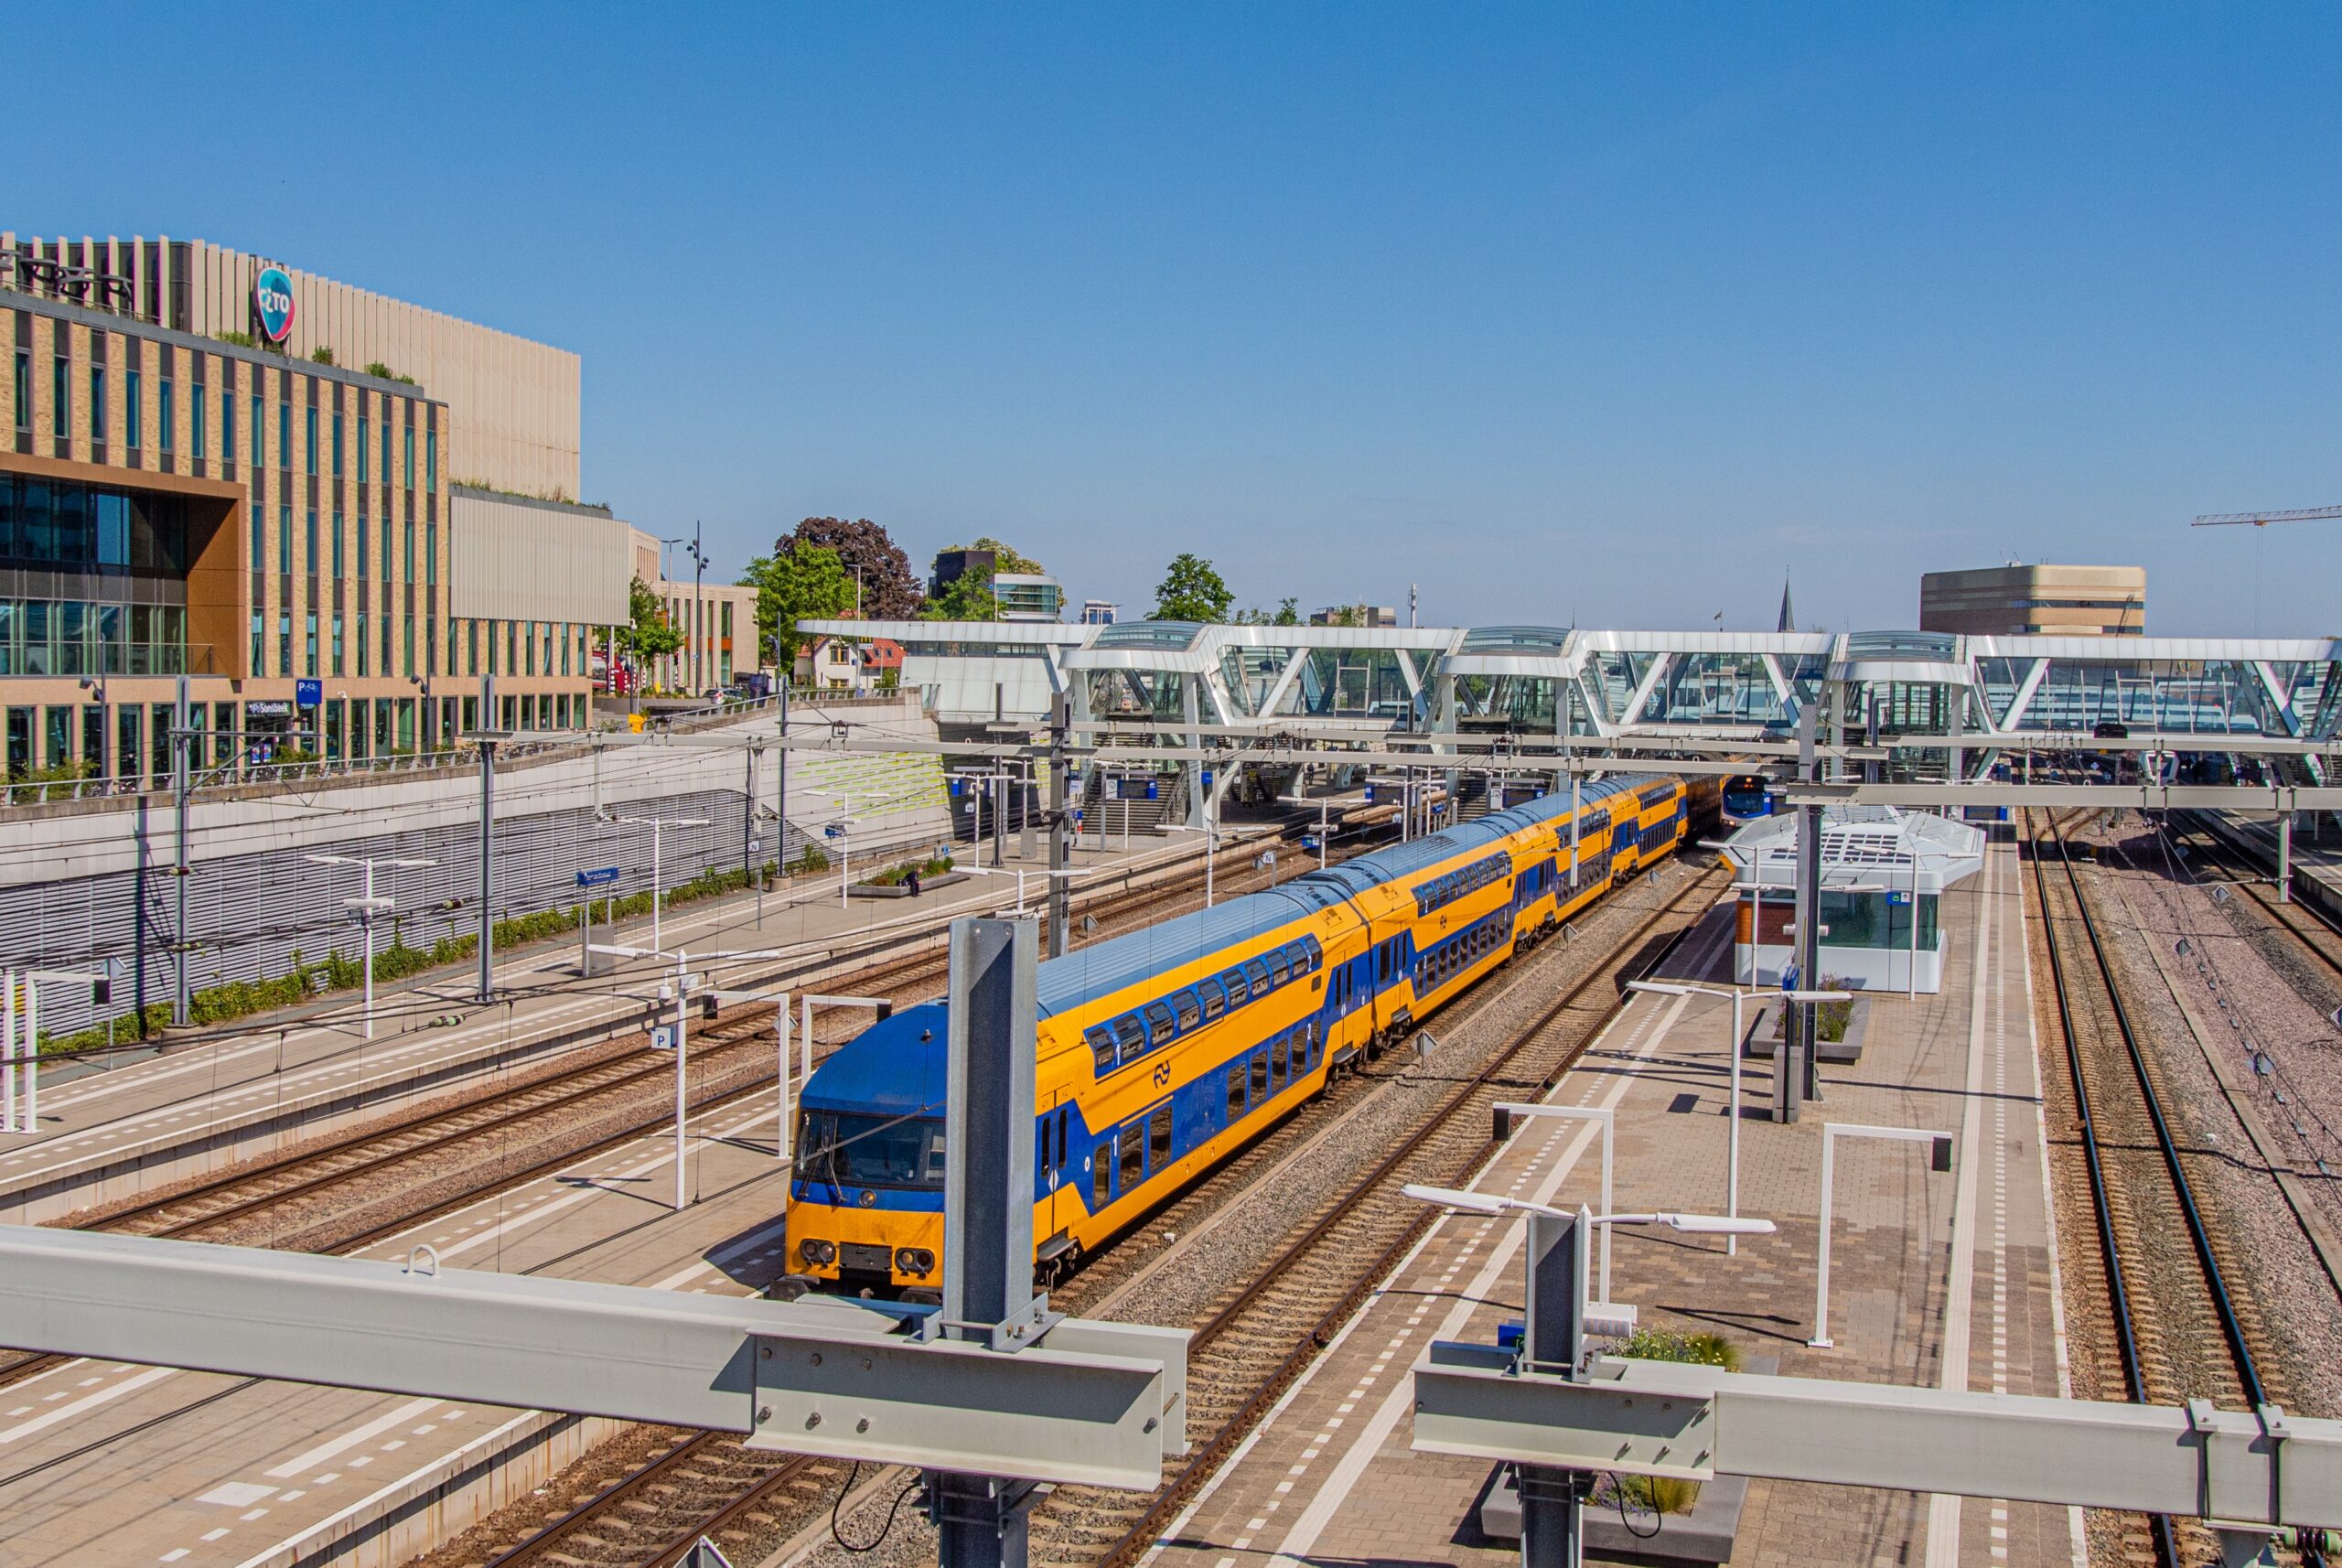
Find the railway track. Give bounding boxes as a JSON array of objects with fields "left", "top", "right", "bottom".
[
  {"left": 435, "top": 857, "right": 1722, "bottom": 1568},
  {"left": 0, "top": 831, "right": 1343, "bottom": 1400},
  {"left": 475, "top": 1431, "right": 844, "bottom": 1568},
  {"left": 1035, "top": 859, "right": 1725, "bottom": 1566},
  {"left": 2025, "top": 809, "right": 2286, "bottom": 1568},
  {"left": 2168, "top": 813, "right": 2342, "bottom": 986}
]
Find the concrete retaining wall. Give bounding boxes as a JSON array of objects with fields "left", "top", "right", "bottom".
[{"left": 0, "top": 699, "right": 951, "bottom": 1038}]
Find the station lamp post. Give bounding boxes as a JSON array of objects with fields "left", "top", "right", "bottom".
[
  {"left": 2, "top": 966, "right": 110, "bottom": 1134},
  {"left": 590, "top": 940, "right": 784, "bottom": 1210},
  {"left": 960, "top": 863, "right": 1080, "bottom": 916},
  {"left": 1278, "top": 791, "right": 1336, "bottom": 868},
  {"left": 604, "top": 811, "right": 711, "bottom": 951},
  {"left": 306, "top": 852, "right": 436, "bottom": 1040},
  {"left": 795, "top": 788, "right": 860, "bottom": 909},
  {"left": 1402, "top": 1185, "right": 1774, "bottom": 1567},
  {"left": 1159, "top": 821, "right": 1222, "bottom": 907},
  {"left": 1628, "top": 980, "right": 1849, "bottom": 1251},
  {"left": 1810, "top": 1122, "right": 1953, "bottom": 1348}
]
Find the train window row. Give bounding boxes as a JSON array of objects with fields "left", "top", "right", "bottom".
[
  {"left": 1638, "top": 785, "right": 1678, "bottom": 811},
  {"left": 1090, "top": 1024, "right": 1324, "bottom": 1209},
  {"left": 1414, "top": 852, "right": 1510, "bottom": 918},
  {"left": 1556, "top": 823, "right": 1616, "bottom": 884},
  {"left": 1086, "top": 935, "right": 1326, "bottom": 1075},
  {"left": 1638, "top": 817, "right": 1681, "bottom": 853},
  {"left": 1419, "top": 912, "right": 1509, "bottom": 991},
  {"left": 1226, "top": 1021, "right": 1318, "bottom": 1122}
]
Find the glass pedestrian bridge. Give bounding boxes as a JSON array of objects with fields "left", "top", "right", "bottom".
[{"left": 800, "top": 619, "right": 2342, "bottom": 756}]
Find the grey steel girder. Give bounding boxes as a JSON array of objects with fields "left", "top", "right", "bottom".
[
  {"left": 1413, "top": 1352, "right": 2342, "bottom": 1529},
  {"left": 0, "top": 1226, "right": 1183, "bottom": 1490}
]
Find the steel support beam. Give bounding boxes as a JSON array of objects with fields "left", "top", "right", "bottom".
[
  {"left": 1778, "top": 782, "right": 2342, "bottom": 811},
  {"left": 1413, "top": 1354, "right": 2342, "bottom": 1530},
  {"left": 0, "top": 1226, "right": 1178, "bottom": 1491}
]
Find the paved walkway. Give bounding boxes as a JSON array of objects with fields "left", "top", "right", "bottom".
[{"left": 1143, "top": 839, "right": 2088, "bottom": 1567}]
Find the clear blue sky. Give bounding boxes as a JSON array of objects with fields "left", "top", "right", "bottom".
[{"left": 18, "top": 5, "right": 2342, "bottom": 635}]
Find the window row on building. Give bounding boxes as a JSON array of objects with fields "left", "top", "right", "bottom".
[
  {"left": 3, "top": 688, "right": 595, "bottom": 780},
  {"left": 8, "top": 309, "right": 435, "bottom": 495},
  {"left": 237, "top": 613, "right": 595, "bottom": 683}
]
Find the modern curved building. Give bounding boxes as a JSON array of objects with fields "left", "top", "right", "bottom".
[{"left": 0, "top": 232, "right": 626, "bottom": 780}]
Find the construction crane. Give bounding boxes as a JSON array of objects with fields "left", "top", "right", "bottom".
[
  {"left": 2191, "top": 502, "right": 2340, "bottom": 636},
  {"left": 2192, "top": 503, "right": 2342, "bottom": 527}
]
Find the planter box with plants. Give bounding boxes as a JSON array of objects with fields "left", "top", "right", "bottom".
[
  {"left": 847, "top": 854, "right": 967, "bottom": 899},
  {"left": 1742, "top": 983, "right": 1869, "bottom": 1065},
  {"left": 1477, "top": 1333, "right": 1772, "bottom": 1565}
]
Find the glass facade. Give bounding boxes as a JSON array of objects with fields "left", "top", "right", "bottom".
[
  {"left": 0, "top": 475, "right": 191, "bottom": 572},
  {"left": 0, "top": 306, "right": 575, "bottom": 788},
  {"left": 0, "top": 600, "right": 190, "bottom": 677}
]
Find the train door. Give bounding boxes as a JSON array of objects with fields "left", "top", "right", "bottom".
[{"left": 1037, "top": 1093, "right": 1078, "bottom": 1272}]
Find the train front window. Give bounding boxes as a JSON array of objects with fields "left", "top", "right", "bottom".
[{"left": 797, "top": 1112, "right": 946, "bottom": 1190}]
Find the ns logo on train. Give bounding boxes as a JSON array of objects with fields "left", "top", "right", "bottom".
[{"left": 251, "top": 266, "right": 296, "bottom": 344}]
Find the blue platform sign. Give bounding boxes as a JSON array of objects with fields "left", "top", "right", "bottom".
[
  {"left": 295, "top": 678, "right": 321, "bottom": 708},
  {"left": 1886, "top": 889, "right": 1909, "bottom": 906},
  {"left": 575, "top": 866, "right": 621, "bottom": 889}
]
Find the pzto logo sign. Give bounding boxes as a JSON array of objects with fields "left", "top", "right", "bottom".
[{"left": 252, "top": 265, "right": 296, "bottom": 344}]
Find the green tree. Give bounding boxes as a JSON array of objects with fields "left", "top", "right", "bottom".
[
  {"left": 615, "top": 575, "right": 683, "bottom": 683},
  {"left": 924, "top": 566, "right": 999, "bottom": 621},
  {"left": 1151, "top": 553, "right": 1235, "bottom": 623},
  {"left": 778, "top": 518, "right": 925, "bottom": 618},
  {"left": 1232, "top": 597, "right": 1302, "bottom": 626},
  {"left": 943, "top": 535, "right": 1045, "bottom": 575},
  {"left": 741, "top": 546, "right": 855, "bottom": 665}
]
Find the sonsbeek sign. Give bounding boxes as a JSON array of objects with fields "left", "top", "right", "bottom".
[{"left": 252, "top": 265, "right": 296, "bottom": 343}]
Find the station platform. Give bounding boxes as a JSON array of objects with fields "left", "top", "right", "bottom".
[
  {"left": 0, "top": 823, "right": 1246, "bottom": 1226},
  {"left": 1141, "top": 838, "right": 2089, "bottom": 1568},
  {"left": 0, "top": 1064, "right": 802, "bottom": 1567}
]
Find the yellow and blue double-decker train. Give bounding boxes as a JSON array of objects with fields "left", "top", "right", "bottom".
[{"left": 782, "top": 773, "right": 1688, "bottom": 1297}]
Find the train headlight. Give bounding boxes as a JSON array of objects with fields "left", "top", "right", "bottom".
[
  {"left": 894, "top": 1247, "right": 936, "bottom": 1276},
  {"left": 799, "top": 1238, "right": 836, "bottom": 1266}
]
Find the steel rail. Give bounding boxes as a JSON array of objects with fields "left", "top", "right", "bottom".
[
  {"left": 1084, "top": 859, "right": 1727, "bottom": 1567},
  {"left": 2045, "top": 811, "right": 2268, "bottom": 1412},
  {"left": 2168, "top": 812, "right": 2342, "bottom": 982}
]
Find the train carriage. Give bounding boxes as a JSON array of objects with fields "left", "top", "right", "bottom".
[{"left": 783, "top": 772, "right": 1686, "bottom": 1298}]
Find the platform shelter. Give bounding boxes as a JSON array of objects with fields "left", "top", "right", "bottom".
[{"left": 1720, "top": 804, "right": 1984, "bottom": 992}]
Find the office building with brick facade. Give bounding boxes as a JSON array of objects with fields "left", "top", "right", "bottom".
[{"left": 0, "top": 232, "right": 612, "bottom": 780}]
